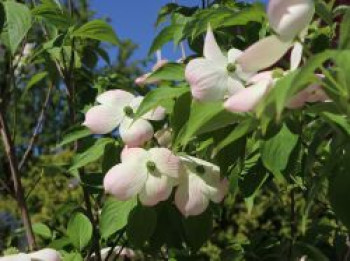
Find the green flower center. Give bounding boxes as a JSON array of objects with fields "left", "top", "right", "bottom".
[
  {"left": 123, "top": 106, "right": 134, "bottom": 117},
  {"left": 195, "top": 165, "right": 205, "bottom": 174},
  {"left": 272, "top": 68, "right": 284, "bottom": 79},
  {"left": 226, "top": 63, "right": 237, "bottom": 73},
  {"left": 146, "top": 161, "right": 157, "bottom": 172}
]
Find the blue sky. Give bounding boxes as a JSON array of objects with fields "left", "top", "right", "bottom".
[{"left": 90, "top": 0, "right": 266, "bottom": 66}]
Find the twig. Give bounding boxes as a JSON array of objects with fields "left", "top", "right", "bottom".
[
  {"left": 19, "top": 82, "right": 53, "bottom": 170},
  {"left": 106, "top": 229, "right": 126, "bottom": 260}
]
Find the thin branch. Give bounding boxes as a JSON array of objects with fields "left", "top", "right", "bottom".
[
  {"left": 106, "top": 229, "right": 126, "bottom": 260},
  {"left": 19, "top": 82, "right": 53, "bottom": 171},
  {"left": 0, "top": 110, "right": 36, "bottom": 250}
]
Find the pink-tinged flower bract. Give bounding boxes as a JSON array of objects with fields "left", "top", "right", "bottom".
[
  {"left": 83, "top": 90, "right": 165, "bottom": 147},
  {"left": 185, "top": 26, "right": 251, "bottom": 102},
  {"left": 268, "top": 0, "right": 315, "bottom": 41},
  {"left": 104, "top": 147, "right": 180, "bottom": 206},
  {"left": 175, "top": 156, "right": 228, "bottom": 217}
]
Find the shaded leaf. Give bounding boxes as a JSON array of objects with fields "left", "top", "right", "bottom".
[{"left": 100, "top": 197, "right": 137, "bottom": 239}]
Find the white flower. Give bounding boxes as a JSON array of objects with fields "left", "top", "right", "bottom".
[
  {"left": 104, "top": 147, "right": 180, "bottom": 206},
  {"left": 237, "top": 0, "right": 314, "bottom": 73},
  {"left": 0, "top": 249, "right": 61, "bottom": 261},
  {"left": 185, "top": 26, "right": 252, "bottom": 102},
  {"left": 83, "top": 90, "right": 165, "bottom": 147},
  {"left": 175, "top": 156, "right": 229, "bottom": 217}
]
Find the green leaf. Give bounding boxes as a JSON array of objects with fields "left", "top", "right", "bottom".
[
  {"left": 183, "top": 5, "right": 265, "bottom": 39},
  {"left": 32, "top": 223, "right": 52, "bottom": 239},
  {"left": 32, "top": 2, "right": 71, "bottom": 28},
  {"left": 72, "top": 20, "right": 119, "bottom": 45},
  {"left": 24, "top": 71, "right": 48, "bottom": 94},
  {"left": 315, "top": 1, "right": 333, "bottom": 25},
  {"left": 126, "top": 205, "right": 157, "bottom": 248},
  {"left": 135, "top": 87, "right": 189, "bottom": 118},
  {"left": 182, "top": 209, "right": 213, "bottom": 252},
  {"left": 58, "top": 127, "right": 91, "bottom": 147},
  {"left": 149, "top": 24, "right": 183, "bottom": 55},
  {"left": 321, "top": 112, "right": 350, "bottom": 136},
  {"left": 3, "top": 1, "right": 32, "bottom": 55},
  {"left": 215, "top": 117, "right": 258, "bottom": 154},
  {"left": 329, "top": 151, "right": 350, "bottom": 230},
  {"left": 170, "top": 91, "right": 192, "bottom": 142},
  {"left": 146, "top": 63, "right": 185, "bottom": 83},
  {"left": 100, "top": 197, "right": 137, "bottom": 239},
  {"left": 102, "top": 143, "right": 120, "bottom": 174},
  {"left": 69, "top": 138, "right": 114, "bottom": 173},
  {"left": 179, "top": 101, "right": 243, "bottom": 146},
  {"left": 63, "top": 252, "right": 84, "bottom": 261},
  {"left": 67, "top": 212, "right": 92, "bottom": 250},
  {"left": 261, "top": 125, "right": 298, "bottom": 181},
  {"left": 339, "top": 8, "right": 350, "bottom": 49}
]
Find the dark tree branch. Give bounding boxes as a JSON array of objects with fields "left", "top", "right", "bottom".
[{"left": 0, "top": 110, "right": 36, "bottom": 250}]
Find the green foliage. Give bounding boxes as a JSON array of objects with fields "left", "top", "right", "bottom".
[
  {"left": 32, "top": 223, "right": 52, "bottom": 240},
  {"left": 126, "top": 205, "right": 157, "bottom": 248},
  {"left": 261, "top": 125, "right": 299, "bottom": 181},
  {"left": 339, "top": 8, "right": 350, "bottom": 49},
  {"left": 135, "top": 86, "right": 189, "bottom": 118},
  {"left": 146, "top": 62, "right": 185, "bottom": 82},
  {"left": 2, "top": 1, "right": 32, "bottom": 55},
  {"left": 68, "top": 138, "right": 115, "bottom": 173},
  {"left": 67, "top": 212, "right": 92, "bottom": 250},
  {"left": 72, "top": 20, "right": 119, "bottom": 45},
  {"left": 178, "top": 101, "right": 243, "bottom": 146},
  {"left": 100, "top": 197, "right": 137, "bottom": 239}
]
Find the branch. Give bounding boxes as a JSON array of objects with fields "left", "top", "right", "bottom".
[
  {"left": 18, "top": 82, "right": 53, "bottom": 170},
  {"left": 0, "top": 109, "right": 36, "bottom": 250}
]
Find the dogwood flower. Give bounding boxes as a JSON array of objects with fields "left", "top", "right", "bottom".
[
  {"left": 29, "top": 249, "right": 61, "bottom": 261},
  {"left": 224, "top": 71, "right": 274, "bottom": 112},
  {"left": 225, "top": 39, "right": 309, "bottom": 112},
  {"left": 91, "top": 247, "right": 135, "bottom": 260},
  {"left": 83, "top": 90, "right": 165, "bottom": 147},
  {"left": 0, "top": 249, "right": 61, "bottom": 261},
  {"left": 104, "top": 147, "right": 180, "bottom": 206},
  {"left": 237, "top": 0, "right": 314, "bottom": 73},
  {"left": 185, "top": 26, "right": 252, "bottom": 102},
  {"left": 175, "top": 156, "right": 228, "bottom": 217}
]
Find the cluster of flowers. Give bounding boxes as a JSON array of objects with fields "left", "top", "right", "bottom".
[
  {"left": 84, "top": 90, "right": 229, "bottom": 217},
  {"left": 186, "top": 0, "right": 327, "bottom": 111},
  {"left": 83, "top": 0, "right": 328, "bottom": 219}
]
